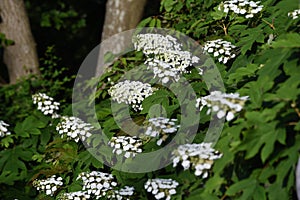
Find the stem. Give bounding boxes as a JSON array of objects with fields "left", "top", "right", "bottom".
[
  {"left": 222, "top": 23, "right": 228, "bottom": 35},
  {"left": 262, "top": 19, "right": 276, "bottom": 30}
]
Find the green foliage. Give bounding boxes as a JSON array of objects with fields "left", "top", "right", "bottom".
[
  {"left": 0, "top": 47, "right": 74, "bottom": 199},
  {"left": 0, "top": 0, "right": 300, "bottom": 199},
  {"left": 26, "top": 0, "right": 86, "bottom": 33},
  {"left": 138, "top": 0, "right": 299, "bottom": 198}
]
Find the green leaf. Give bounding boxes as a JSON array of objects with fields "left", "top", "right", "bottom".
[
  {"left": 149, "top": 18, "right": 156, "bottom": 27},
  {"left": 226, "top": 178, "right": 257, "bottom": 198},
  {"left": 141, "top": 89, "right": 172, "bottom": 114},
  {"left": 0, "top": 146, "right": 31, "bottom": 185},
  {"left": 237, "top": 27, "right": 265, "bottom": 54},
  {"left": 211, "top": 6, "right": 227, "bottom": 20},
  {"left": 162, "top": 0, "right": 177, "bottom": 12},
  {"left": 227, "top": 63, "right": 258, "bottom": 85},
  {"left": 272, "top": 33, "right": 300, "bottom": 48}
]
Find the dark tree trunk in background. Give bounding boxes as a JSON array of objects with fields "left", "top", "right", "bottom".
[
  {"left": 96, "top": 0, "right": 147, "bottom": 76},
  {"left": 0, "top": 0, "right": 39, "bottom": 84}
]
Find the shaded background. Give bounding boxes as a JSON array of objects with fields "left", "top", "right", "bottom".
[{"left": 0, "top": 0, "right": 160, "bottom": 81}]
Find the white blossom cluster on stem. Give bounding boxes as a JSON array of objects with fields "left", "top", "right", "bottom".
[
  {"left": 144, "top": 117, "right": 180, "bottom": 146},
  {"left": 0, "top": 120, "right": 11, "bottom": 137},
  {"left": 32, "top": 93, "right": 60, "bottom": 118},
  {"left": 203, "top": 39, "right": 236, "bottom": 64},
  {"left": 172, "top": 143, "right": 222, "bottom": 178},
  {"left": 108, "top": 136, "right": 143, "bottom": 158},
  {"left": 56, "top": 116, "right": 93, "bottom": 142},
  {"left": 288, "top": 9, "right": 300, "bottom": 19},
  {"left": 77, "top": 171, "right": 118, "bottom": 199},
  {"left": 134, "top": 34, "right": 182, "bottom": 54},
  {"left": 133, "top": 33, "right": 201, "bottom": 84},
  {"left": 107, "top": 186, "right": 135, "bottom": 200},
  {"left": 218, "top": 0, "right": 264, "bottom": 19},
  {"left": 59, "top": 191, "right": 90, "bottom": 200},
  {"left": 144, "top": 178, "right": 179, "bottom": 200},
  {"left": 196, "top": 91, "right": 249, "bottom": 121},
  {"left": 108, "top": 80, "right": 155, "bottom": 111},
  {"left": 32, "top": 175, "right": 63, "bottom": 196}
]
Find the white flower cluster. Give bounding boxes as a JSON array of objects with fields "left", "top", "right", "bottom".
[
  {"left": 134, "top": 34, "right": 181, "bottom": 55},
  {"left": 56, "top": 116, "right": 93, "bottom": 142},
  {"left": 144, "top": 117, "right": 180, "bottom": 146},
  {"left": 172, "top": 143, "right": 222, "bottom": 178},
  {"left": 33, "top": 175, "right": 63, "bottom": 196},
  {"left": 133, "top": 34, "right": 201, "bottom": 84},
  {"left": 203, "top": 39, "right": 236, "bottom": 64},
  {"left": 107, "top": 186, "right": 135, "bottom": 200},
  {"left": 288, "top": 9, "right": 300, "bottom": 19},
  {"left": 59, "top": 191, "right": 90, "bottom": 200},
  {"left": 77, "top": 171, "right": 118, "bottom": 199},
  {"left": 32, "top": 93, "right": 60, "bottom": 118},
  {"left": 108, "top": 80, "right": 155, "bottom": 111},
  {"left": 218, "top": 0, "right": 263, "bottom": 18},
  {"left": 196, "top": 91, "right": 249, "bottom": 121},
  {"left": 108, "top": 136, "right": 143, "bottom": 158},
  {"left": 0, "top": 120, "right": 11, "bottom": 137},
  {"left": 144, "top": 178, "right": 179, "bottom": 200}
]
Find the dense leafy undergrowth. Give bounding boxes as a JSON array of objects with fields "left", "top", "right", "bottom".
[{"left": 0, "top": 0, "right": 300, "bottom": 199}]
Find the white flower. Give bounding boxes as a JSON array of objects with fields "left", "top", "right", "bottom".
[
  {"left": 77, "top": 171, "right": 118, "bottom": 199},
  {"left": 133, "top": 34, "right": 202, "bottom": 83},
  {"left": 144, "top": 178, "right": 179, "bottom": 200},
  {"left": 203, "top": 39, "right": 236, "bottom": 64},
  {"left": 133, "top": 34, "right": 182, "bottom": 54},
  {"left": 32, "top": 93, "right": 60, "bottom": 118},
  {"left": 143, "top": 117, "right": 180, "bottom": 146},
  {"left": 0, "top": 120, "right": 11, "bottom": 137},
  {"left": 288, "top": 9, "right": 300, "bottom": 20},
  {"left": 59, "top": 191, "right": 90, "bottom": 200},
  {"left": 108, "top": 80, "right": 155, "bottom": 111},
  {"left": 56, "top": 116, "right": 93, "bottom": 142},
  {"left": 196, "top": 91, "right": 249, "bottom": 121},
  {"left": 33, "top": 175, "right": 63, "bottom": 196},
  {"left": 219, "top": 0, "right": 263, "bottom": 18},
  {"left": 107, "top": 186, "right": 135, "bottom": 200},
  {"left": 108, "top": 136, "right": 143, "bottom": 158},
  {"left": 172, "top": 143, "right": 222, "bottom": 177}
]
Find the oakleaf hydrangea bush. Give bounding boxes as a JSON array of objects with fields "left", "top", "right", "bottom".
[
  {"left": 108, "top": 136, "right": 143, "bottom": 158},
  {"left": 32, "top": 93, "right": 60, "bottom": 118},
  {"left": 108, "top": 80, "right": 155, "bottom": 111},
  {"left": 76, "top": 171, "right": 118, "bottom": 199},
  {"left": 143, "top": 117, "right": 180, "bottom": 146},
  {"left": 203, "top": 39, "right": 236, "bottom": 64},
  {"left": 56, "top": 116, "right": 93, "bottom": 142},
  {"left": 0, "top": 0, "right": 299, "bottom": 199},
  {"left": 196, "top": 91, "right": 249, "bottom": 121},
  {"left": 133, "top": 33, "right": 202, "bottom": 83},
  {"left": 218, "top": 0, "right": 263, "bottom": 19},
  {"left": 32, "top": 175, "right": 63, "bottom": 196},
  {"left": 0, "top": 120, "right": 11, "bottom": 137},
  {"left": 59, "top": 191, "right": 91, "bottom": 200},
  {"left": 144, "top": 178, "right": 179, "bottom": 200},
  {"left": 107, "top": 186, "right": 135, "bottom": 200},
  {"left": 288, "top": 9, "right": 300, "bottom": 19},
  {"left": 172, "top": 143, "right": 222, "bottom": 178}
]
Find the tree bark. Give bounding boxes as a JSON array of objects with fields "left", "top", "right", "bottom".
[
  {"left": 101, "top": 0, "right": 147, "bottom": 41},
  {"left": 0, "top": 0, "right": 39, "bottom": 84},
  {"left": 96, "top": 0, "right": 147, "bottom": 76}
]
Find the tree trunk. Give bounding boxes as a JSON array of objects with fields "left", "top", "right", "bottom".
[
  {"left": 0, "top": 0, "right": 39, "bottom": 84},
  {"left": 96, "top": 0, "right": 147, "bottom": 76}
]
